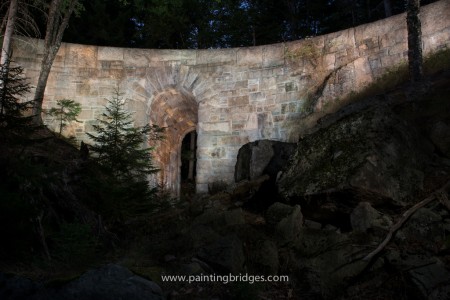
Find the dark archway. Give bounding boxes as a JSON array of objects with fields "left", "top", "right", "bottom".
[
  {"left": 180, "top": 130, "right": 197, "bottom": 200},
  {"left": 149, "top": 88, "right": 198, "bottom": 198}
]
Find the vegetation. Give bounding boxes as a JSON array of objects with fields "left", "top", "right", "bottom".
[
  {"left": 32, "top": 0, "right": 85, "bottom": 124},
  {"left": 86, "top": 89, "right": 165, "bottom": 223},
  {"left": 342, "top": 47, "right": 450, "bottom": 104},
  {"left": 0, "top": 1, "right": 448, "bottom": 296},
  {"left": 87, "top": 89, "right": 163, "bottom": 181},
  {"left": 46, "top": 99, "right": 81, "bottom": 136},
  {"left": 0, "top": 62, "right": 32, "bottom": 130},
  {"left": 0, "top": 75, "right": 164, "bottom": 275},
  {"left": 63, "top": 0, "right": 440, "bottom": 49}
]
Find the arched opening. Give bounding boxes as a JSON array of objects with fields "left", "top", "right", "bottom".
[
  {"left": 180, "top": 130, "right": 197, "bottom": 201},
  {"left": 149, "top": 88, "right": 198, "bottom": 198}
]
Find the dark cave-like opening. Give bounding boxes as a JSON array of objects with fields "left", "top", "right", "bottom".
[{"left": 180, "top": 130, "right": 197, "bottom": 200}]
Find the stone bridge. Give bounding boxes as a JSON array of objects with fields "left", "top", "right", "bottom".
[{"left": 12, "top": 0, "right": 450, "bottom": 196}]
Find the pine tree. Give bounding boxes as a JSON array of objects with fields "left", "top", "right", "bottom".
[
  {"left": 46, "top": 99, "right": 81, "bottom": 136},
  {"left": 86, "top": 89, "right": 164, "bottom": 216},
  {"left": 0, "top": 62, "right": 32, "bottom": 130}
]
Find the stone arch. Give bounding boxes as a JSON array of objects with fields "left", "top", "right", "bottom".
[{"left": 149, "top": 87, "right": 198, "bottom": 197}]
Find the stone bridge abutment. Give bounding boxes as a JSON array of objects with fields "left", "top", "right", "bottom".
[{"left": 11, "top": 0, "right": 450, "bottom": 196}]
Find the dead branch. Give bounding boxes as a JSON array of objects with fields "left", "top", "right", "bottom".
[{"left": 362, "top": 180, "right": 450, "bottom": 261}]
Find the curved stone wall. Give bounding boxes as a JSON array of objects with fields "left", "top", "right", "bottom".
[{"left": 11, "top": 0, "right": 450, "bottom": 195}]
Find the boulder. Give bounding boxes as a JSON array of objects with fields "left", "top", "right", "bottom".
[
  {"left": 185, "top": 224, "right": 221, "bottom": 250},
  {"left": 193, "top": 207, "right": 245, "bottom": 230},
  {"left": 0, "top": 264, "right": 163, "bottom": 300},
  {"left": 304, "top": 219, "right": 322, "bottom": 229},
  {"left": 235, "top": 139, "right": 296, "bottom": 182},
  {"left": 266, "top": 202, "right": 303, "bottom": 243},
  {"left": 226, "top": 175, "right": 270, "bottom": 202},
  {"left": 251, "top": 240, "right": 279, "bottom": 275},
  {"left": 197, "top": 234, "right": 245, "bottom": 274},
  {"left": 398, "top": 207, "right": 443, "bottom": 253},
  {"left": 408, "top": 261, "right": 450, "bottom": 299},
  {"left": 429, "top": 120, "right": 450, "bottom": 158},
  {"left": 266, "top": 202, "right": 296, "bottom": 226},
  {"left": 180, "top": 262, "right": 205, "bottom": 275},
  {"left": 350, "top": 202, "right": 392, "bottom": 232},
  {"left": 0, "top": 272, "right": 36, "bottom": 300},
  {"left": 293, "top": 228, "right": 370, "bottom": 299},
  {"left": 277, "top": 106, "right": 431, "bottom": 215}
]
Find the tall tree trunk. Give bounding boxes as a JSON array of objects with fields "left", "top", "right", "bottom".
[
  {"left": 406, "top": 0, "right": 423, "bottom": 84},
  {"left": 1, "top": 0, "right": 18, "bottom": 66},
  {"left": 383, "top": 0, "right": 392, "bottom": 17},
  {"left": 32, "top": 0, "right": 78, "bottom": 124},
  {"left": 1, "top": 0, "right": 18, "bottom": 116}
]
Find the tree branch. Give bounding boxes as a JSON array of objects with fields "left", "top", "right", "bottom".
[{"left": 362, "top": 180, "right": 450, "bottom": 262}]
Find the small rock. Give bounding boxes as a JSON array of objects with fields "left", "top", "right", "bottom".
[
  {"left": 180, "top": 262, "right": 204, "bottom": 275},
  {"left": 350, "top": 202, "right": 392, "bottom": 232},
  {"left": 304, "top": 219, "right": 322, "bottom": 229},
  {"left": 408, "top": 260, "right": 450, "bottom": 299},
  {"left": 197, "top": 234, "right": 245, "bottom": 274},
  {"left": 164, "top": 254, "right": 177, "bottom": 262},
  {"left": 266, "top": 202, "right": 303, "bottom": 243}
]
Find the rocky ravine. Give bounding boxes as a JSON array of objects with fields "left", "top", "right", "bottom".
[
  {"left": 2, "top": 74, "right": 450, "bottom": 299},
  {"left": 155, "top": 81, "right": 450, "bottom": 299}
]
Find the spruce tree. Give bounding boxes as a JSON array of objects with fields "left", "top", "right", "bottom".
[
  {"left": 86, "top": 89, "right": 164, "bottom": 217},
  {"left": 0, "top": 62, "right": 32, "bottom": 130},
  {"left": 46, "top": 99, "right": 81, "bottom": 136}
]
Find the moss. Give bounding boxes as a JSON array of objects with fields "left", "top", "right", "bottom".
[{"left": 285, "top": 40, "right": 320, "bottom": 61}]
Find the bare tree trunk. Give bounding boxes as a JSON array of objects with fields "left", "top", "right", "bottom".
[
  {"left": 32, "top": 0, "right": 78, "bottom": 124},
  {"left": 1, "top": 0, "right": 18, "bottom": 66},
  {"left": 383, "top": 0, "right": 392, "bottom": 17},
  {"left": 1, "top": 0, "right": 18, "bottom": 116},
  {"left": 406, "top": 0, "right": 423, "bottom": 84}
]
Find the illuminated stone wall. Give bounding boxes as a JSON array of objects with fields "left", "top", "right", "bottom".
[{"left": 12, "top": 0, "right": 450, "bottom": 195}]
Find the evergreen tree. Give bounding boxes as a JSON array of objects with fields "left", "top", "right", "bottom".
[
  {"left": 86, "top": 89, "right": 164, "bottom": 213},
  {"left": 46, "top": 99, "right": 81, "bottom": 135},
  {"left": 0, "top": 62, "right": 32, "bottom": 130}
]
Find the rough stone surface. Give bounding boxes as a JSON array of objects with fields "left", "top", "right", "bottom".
[
  {"left": 11, "top": 1, "right": 450, "bottom": 195},
  {"left": 252, "top": 240, "right": 279, "bottom": 274},
  {"left": 293, "top": 228, "right": 369, "bottom": 299},
  {"left": 266, "top": 202, "right": 303, "bottom": 242},
  {"left": 399, "top": 207, "right": 443, "bottom": 253},
  {"left": 0, "top": 264, "right": 163, "bottom": 300},
  {"left": 193, "top": 207, "right": 245, "bottom": 230},
  {"left": 350, "top": 202, "right": 392, "bottom": 232},
  {"left": 266, "top": 202, "right": 297, "bottom": 226},
  {"left": 429, "top": 120, "right": 450, "bottom": 158},
  {"left": 235, "top": 139, "right": 274, "bottom": 182},
  {"left": 277, "top": 107, "right": 432, "bottom": 209},
  {"left": 234, "top": 139, "right": 296, "bottom": 182},
  {"left": 275, "top": 205, "right": 303, "bottom": 242},
  {"left": 197, "top": 234, "right": 245, "bottom": 274},
  {"left": 408, "top": 261, "right": 450, "bottom": 299}
]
